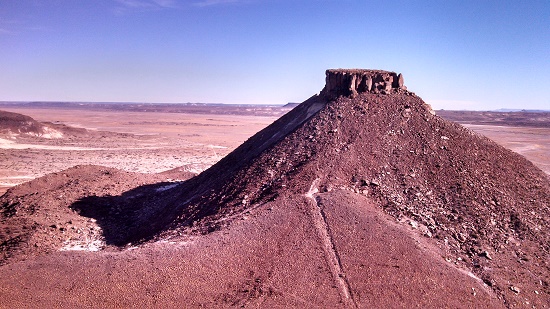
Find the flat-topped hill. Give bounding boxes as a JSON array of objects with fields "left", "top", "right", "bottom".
[{"left": 1, "top": 69, "right": 548, "bottom": 307}]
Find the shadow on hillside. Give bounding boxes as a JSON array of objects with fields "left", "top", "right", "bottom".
[{"left": 70, "top": 180, "right": 191, "bottom": 246}]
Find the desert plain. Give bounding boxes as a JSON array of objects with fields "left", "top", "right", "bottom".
[
  {"left": 0, "top": 103, "right": 290, "bottom": 195},
  {"left": 0, "top": 104, "right": 548, "bottom": 195}
]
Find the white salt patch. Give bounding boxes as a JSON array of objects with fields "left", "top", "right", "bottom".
[
  {"left": 305, "top": 178, "right": 320, "bottom": 198},
  {"left": 155, "top": 183, "right": 179, "bottom": 192},
  {"left": 61, "top": 239, "right": 105, "bottom": 252},
  {"left": 4, "top": 176, "right": 35, "bottom": 179},
  {"left": 207, "top": 145, "right": 228, "bottom": 149},
  {"left": 0, "top": 138, "right": 104, "bottom": 150},
  {"left": 0, "top": 138, "right": 186, "bottom": 151},
  {"left": 34, "top": 127, "right": 64, "bottom": 139}
]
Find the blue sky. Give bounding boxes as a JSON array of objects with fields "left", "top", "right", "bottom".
[{"left": 0, "top": 0, "right": 549, "bottom": 110}]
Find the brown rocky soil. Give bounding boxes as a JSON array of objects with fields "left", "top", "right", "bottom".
[
  {"left": 0, "top": 165, "right": 195, "bottom": 264},
  {"left": 1, "top": 69, "right": 549, "bottom": 308}
]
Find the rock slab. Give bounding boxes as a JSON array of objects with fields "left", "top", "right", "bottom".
[{"left": 321, "top": 69, "right": 407, "bottom": 99}]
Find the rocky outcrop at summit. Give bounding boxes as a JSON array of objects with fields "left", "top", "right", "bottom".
[{"left": 321, "top": 69, "right": 406, "bottom": 99}]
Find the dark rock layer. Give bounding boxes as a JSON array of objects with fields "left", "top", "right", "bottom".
[{"left": 321, "top": 69, "right": 406, "bottom": 99}]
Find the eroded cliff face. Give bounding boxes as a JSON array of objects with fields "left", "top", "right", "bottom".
[{"left": 321, "top": 69, "right": 406, "bottom": 99}]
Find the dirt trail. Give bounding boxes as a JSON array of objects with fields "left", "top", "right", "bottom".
[{"left": 305, "top": 178, "right": 357, "bottom": 308}]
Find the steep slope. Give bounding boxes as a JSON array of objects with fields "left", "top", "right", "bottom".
[
  {"left": 1, "top": 69, "right": 548, "bottom": 308},
  {"left": 64, "top": 69, "right": 548, "bottom": 306},
  {"left": 151, "top": 69, "right": 548, "bottom": 306}
]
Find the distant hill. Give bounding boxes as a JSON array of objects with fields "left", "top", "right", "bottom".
[
  {"left": 437, "top": 110, "right": 550, "bottom": 128},
  {"left": 493, "top": 108, "right": 549, "bottom": 113},
  {"left": 282, "top": 102, "right": 300, "bottom": 108},
  {"left": 0, "top": 102, "right": 296, "bottom": 117},
  {"left": 0, "top": 110, "right": 66, "bottom": 138}
]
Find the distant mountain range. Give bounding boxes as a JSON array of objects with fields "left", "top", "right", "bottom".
[
  {"left": 1, "top": 101, "right": 548, "bottom": 113},
  {"left": 492, "top": 108, "right": 549, "bottom": 112}
]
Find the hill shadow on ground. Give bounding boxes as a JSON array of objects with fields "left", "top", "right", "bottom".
[{"left": 70, "top": 181, "right": 191, "bottom": 246}]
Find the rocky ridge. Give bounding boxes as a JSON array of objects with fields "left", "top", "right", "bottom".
[{"left": 0, "top": 110, "right": 88, "bottom": 139}]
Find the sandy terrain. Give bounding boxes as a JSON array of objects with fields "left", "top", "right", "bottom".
[
  {"left": 437, "top": 110, "right": 550, "bottom": 175},
  {"left": 0, "top": 106, "right": 278, "bottom": 194},
  {"left": 462, "top": 124, "right": 550, "bottom": 175}
]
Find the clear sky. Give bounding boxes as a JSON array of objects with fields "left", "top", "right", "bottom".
[{"left": 1, "top": 0, "right": 549, "bottom": 110}]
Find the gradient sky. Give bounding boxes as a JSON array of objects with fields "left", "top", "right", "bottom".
[{"left": 1, "top": 0, "right": 549, "bottom": 110}]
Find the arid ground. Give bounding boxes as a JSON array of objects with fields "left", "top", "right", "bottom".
[
  {"left": 437, "top": 110, "right": 550, "bottom": 175},
  {"left": 0, "top": 94, "right": 549, "bottom": 308},
  {"left": 0, "top": 105, "right": 548, "bottom": 195},
  {"left": 0, "top": 104, "right": 285, "bottom": 195}
]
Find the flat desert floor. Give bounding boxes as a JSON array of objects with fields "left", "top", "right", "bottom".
[
  {"left": 0, "top": 106, "right": 279, "bottom": 195},
  {"left": 462, "top": 124, "right": 550, "bottom": 175},
  {"left": 0, "top": 106, "right": 548, "bottom": 196}
]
